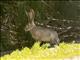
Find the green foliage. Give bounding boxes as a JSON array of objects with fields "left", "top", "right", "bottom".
[
  {"left": 1, "top": 1, "right": 80, "bottom": 52},
  {"left": 1, "top": 42, "right": 80, "bottom": 60}
]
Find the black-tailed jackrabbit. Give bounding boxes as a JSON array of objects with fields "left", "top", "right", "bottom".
[{"left": 25, "top": 9, "right": 60, "bottom": 46}]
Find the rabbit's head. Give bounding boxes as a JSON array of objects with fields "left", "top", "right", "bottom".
[
  {"left": 25, "top": 9, "right": 36, "bottom": 31},
  {"left": 25, "top": 22, "right": 35, "bottom": 31}
]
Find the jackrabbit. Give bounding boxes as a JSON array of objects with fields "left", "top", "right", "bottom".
[{"left": 25, "top": 9, "right": 60, "bottom": 46}]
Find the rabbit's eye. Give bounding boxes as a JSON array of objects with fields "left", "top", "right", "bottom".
[{"left": 29, "top": 24, "right": 31, "bottom": 26}]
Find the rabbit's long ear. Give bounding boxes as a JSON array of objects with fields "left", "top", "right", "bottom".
[{"left": 25, "top": 9, "right": 35, "bottom": 21}]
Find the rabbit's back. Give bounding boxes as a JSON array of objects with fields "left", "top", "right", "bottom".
[{"left": 30, "top": 26, "right": 59, "bottom": 42}]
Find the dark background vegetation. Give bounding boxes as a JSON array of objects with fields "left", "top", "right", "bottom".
[{"left": 0, "top": 1, "right": 80, "bottom": 53}]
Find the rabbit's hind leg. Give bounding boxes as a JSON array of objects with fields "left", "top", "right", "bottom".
[{"left": 50, "top": 39, "right": 60, "bottom": 47}]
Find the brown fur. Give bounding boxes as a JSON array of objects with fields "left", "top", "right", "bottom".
[{"left": 25, "top": 9, "right": 60, "bottom": 46}]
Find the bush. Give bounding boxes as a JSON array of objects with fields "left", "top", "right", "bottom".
[{"left": 1, "top": 42, "right": 80, "bottom": 60}]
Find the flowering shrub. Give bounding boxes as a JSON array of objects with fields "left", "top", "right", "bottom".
[{"left": 1, "top": 42, "right": 80, "bottom": 60}]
